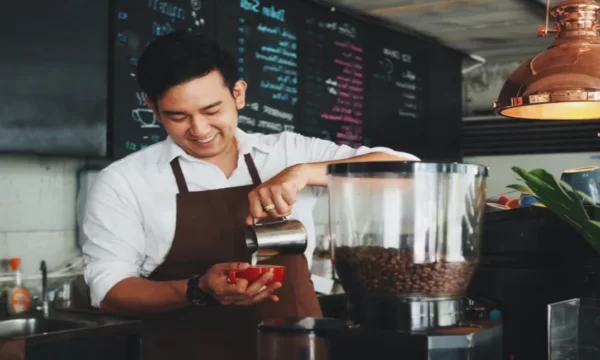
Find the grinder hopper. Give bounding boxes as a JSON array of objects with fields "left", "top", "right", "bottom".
[{"left": 326, "top": 161, "right": 489, "bottom": 331}]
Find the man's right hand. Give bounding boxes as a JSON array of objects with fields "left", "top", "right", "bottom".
[{"left": 199, "top": 262, "right": 282, "bottom": 306}]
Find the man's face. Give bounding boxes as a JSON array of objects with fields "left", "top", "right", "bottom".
[{"left": 147, "top": 70, "right": 247, "bottom": 160}]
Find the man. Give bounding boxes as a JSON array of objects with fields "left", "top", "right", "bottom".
[{"left": 82, "top": 31, "right": 419, "bottom": 360}]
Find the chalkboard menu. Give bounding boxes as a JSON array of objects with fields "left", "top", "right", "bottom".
[
  {"left": 364, "top": 26, "right": 427, "bottom": 153},
  {"left": 110, "top": 0, "right": 214, "bottom": 159},
  {"left": 215, "top": 0, "right": 301, "bottom": 135},
  {"left": 298, "top": 6, "right": 367, "bottom": 148},
  {"left": 369, "top": 33, "right": 425, "bottom": 121}
]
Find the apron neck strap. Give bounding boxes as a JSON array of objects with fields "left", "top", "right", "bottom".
[
  {"left": 244, "top": 153, "right": 262, "bottom": 186},
  {"left": 170, "top": 158, "right": 189, "bottom": 193},
  {"left": 169, "top": 154, "right": 262, "bottom": 194}
]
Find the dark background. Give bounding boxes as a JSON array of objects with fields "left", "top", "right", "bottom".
[{"left": 0, "top": 0, "right": 109, "bottom": 157}]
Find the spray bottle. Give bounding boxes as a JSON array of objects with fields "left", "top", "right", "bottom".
[{"left": 6, "top": 257, "right": 32, "bottom": 314}]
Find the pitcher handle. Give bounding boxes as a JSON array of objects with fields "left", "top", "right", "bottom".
[{"left": 252, "top": 216, "right": 289, "bottom": 227}]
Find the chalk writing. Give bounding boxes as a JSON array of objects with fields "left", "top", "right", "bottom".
[
  {"left": 263, "top": 65, "right": 297, "bottom": 76},
  {"left": 396, "top": 81, "right": 416, "bottom": 91},
  {"left": 152, "top": 21, "right": 174, "bottom": 36},
  {"left": 262, "top": 5, "right": 285, "bottom": 22},
  {"left": 303, "top": 16, "right": 364, "bottom": 147},
  {"left": 126, "top": 141, "right": 137, "bottom": 151},
  {"left": 148, "top": 0, "right": 185, "bottom": 20},
  {"left": 372, "top": 42, "right": 422, "bottom": 121},
  {"left": 191, "top": 0, "right": 202, "bottom": 11},
  {"left": 383, "top": 48, "right": 400, "bottom": 60},
  {"left": 402, "top": 70, "right": 416, "bottom": 81},
  {"left": 338, "top": 24, "right": 357, "bottom": 39},
  {"left": 399, "top": 110, "right": 417, "bottom": 118},
  {"left": 255, "top": 53, "right": 297, "bottom": 67},
  {"left": 263, "top": 105, "right": 293, "bottom": 121},
  {"left": 232, "top": 1, "right": 299, "bottom": 134},
  {"left": 258, "top": 120, "right": 282, "bottom": 131},
  {"left": 260, "top": 45, "right": 297, "bottom": 59},
  {"left": 336, "top": 132, "right": 362, "bottom": 141},
  {"left": 116, "top": 32, "right": 128, "bottom": 44},
  {"left": 239, "top": 115, "right": 256, "bottom": 126},
  {"left": 135, "top": 92, "right": 147, "bottom": 107},
  {"left": 240, "top": 0, "right": 260, "bottom": 13}
]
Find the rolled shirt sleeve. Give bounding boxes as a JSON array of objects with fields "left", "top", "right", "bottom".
[
  {"left": 82, "top": 169, "right": 146, "bottom": 308},
  {"left": 287, "top": 132, "right": 420, "bottom": 164},
  {"left": 282, "top": 132, "right": 420, "bottom": 196}
]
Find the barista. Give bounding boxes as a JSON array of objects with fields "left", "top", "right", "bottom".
[{"left": 81, "top": 31, "right": 419, "bottom": 360}]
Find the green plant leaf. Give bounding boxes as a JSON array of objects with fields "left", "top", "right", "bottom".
[
  {"left": 529, "top": 168, "right": 561, "bottom": 188},
  {"left": 513, "top": 168, "right": 585, "bottom": 221},
  {"left": 530, "top": 168, "right": 578, "bottom": 202},
  {"left": 511, "top": 166, "right": 600, "bottom": 255},
  {"left": 513, "top": 167, "right": 587, "bottom": 218},
  {"left": 507, "top": 184, "right": 533, "bottom": 194},
  {"left": 575, "top": 189, "right": 598, "bottom": 206},
  {"left": 559, "top": 180, "right": 600, "bottom": 219},
  {"left": 590, "top": 207, "right": 600, "bottom": 222},
  {"left": 512, "top": 168, "right": 565, "bottom": 207}
]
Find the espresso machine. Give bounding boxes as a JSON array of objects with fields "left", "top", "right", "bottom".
[{"left": 257, "top": 161, "right": 503, "bottom": 360}]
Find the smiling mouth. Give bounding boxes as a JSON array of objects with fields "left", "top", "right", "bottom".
[{"left": 192, "top": 134, "right": 217, "bottom": 144}]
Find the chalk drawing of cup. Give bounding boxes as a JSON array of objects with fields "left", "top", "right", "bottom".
[
  {"left": 190, "top": 0, "right": 202, "bottom": 11},
  {"left": 132, "top": 108, "right": 160, "bottom": 128}
]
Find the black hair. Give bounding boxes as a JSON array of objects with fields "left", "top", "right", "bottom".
[{"left": 136, "top": 31, "right": 238, "bottom": 105}]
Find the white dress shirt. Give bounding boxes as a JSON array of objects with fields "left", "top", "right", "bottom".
[{"left": 82, "top": 129, "right": 419, "bottom": 307}]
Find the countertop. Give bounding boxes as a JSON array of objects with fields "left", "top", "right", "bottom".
[
  {"left": 0, "top": 309, "right": 143, "bottom": 360},
  {"left": 23, "top": 308, "right": 142, "bottom": 345}
]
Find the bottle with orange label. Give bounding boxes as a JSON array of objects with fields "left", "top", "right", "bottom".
[{"left": 6, "top": 257, "right": 32, "bottom": 315}]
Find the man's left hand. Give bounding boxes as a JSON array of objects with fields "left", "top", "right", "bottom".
[{"left": 246, "top": 164, "right": 309, "bottom": 225}]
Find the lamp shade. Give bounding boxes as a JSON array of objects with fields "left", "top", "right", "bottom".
[{"left": 494, "top": 0, "right": 600, "bottom": 120}]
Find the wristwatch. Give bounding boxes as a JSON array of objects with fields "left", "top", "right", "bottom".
[{"left": 186, "top": 274, "right": 213, "bottom": 306}]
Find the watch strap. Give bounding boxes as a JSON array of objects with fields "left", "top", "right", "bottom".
[{"left": 186, "top": 274, "right": 213, "bottom": 306}]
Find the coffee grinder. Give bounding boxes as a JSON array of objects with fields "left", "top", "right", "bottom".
[{"left": 257, "top": 162, "right": 503, "bottom": 360}]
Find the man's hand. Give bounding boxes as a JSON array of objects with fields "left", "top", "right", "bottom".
[
  {"left": 246, "top": 164, "right": 309, "bottom": 225},
  {"left": 200, "top": 262, "right": 282, "bottom": 306}
]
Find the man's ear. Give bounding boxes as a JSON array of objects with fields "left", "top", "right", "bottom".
[
  {"left": 144, "top": 97, "right": 162, "bottom": 124},
  {"left": 232, "top": 80, "right": 247, "bottom": 110}
]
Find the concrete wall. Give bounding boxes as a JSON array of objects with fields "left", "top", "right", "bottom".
[{"left": 463, "top": 61, "right": 521, "bottom": 116}]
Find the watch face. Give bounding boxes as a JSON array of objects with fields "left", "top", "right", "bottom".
[
  {"left": 188, "top": 275, "right": 211, "bottom": 306},
  {"left": 192, "top": 289, "right": 210, "bottom": 305}
]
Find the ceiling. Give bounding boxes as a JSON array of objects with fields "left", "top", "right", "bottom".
[{"left": 323, "top": 0, "right": 560, "bottom": 65}]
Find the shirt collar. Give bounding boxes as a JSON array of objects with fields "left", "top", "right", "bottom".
[{"left": 158, "top": 128, "right": 274, "bottom": 172}]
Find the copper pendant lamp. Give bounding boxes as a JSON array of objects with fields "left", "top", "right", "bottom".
[{"left": 494, "top": 0, "right": 600, "bottom": 120}]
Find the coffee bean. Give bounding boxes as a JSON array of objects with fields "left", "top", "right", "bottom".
[{"left": 333, "top": 246, "right": 477, "bottom": 296}]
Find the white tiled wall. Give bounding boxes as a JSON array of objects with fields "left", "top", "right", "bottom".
[{"left": 0, "top": 155, "right": 84, "bottom": 277}]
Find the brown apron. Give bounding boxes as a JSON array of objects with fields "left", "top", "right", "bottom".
[{"left": 141, "top": 153, "right": 323, "bottom": 360}]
